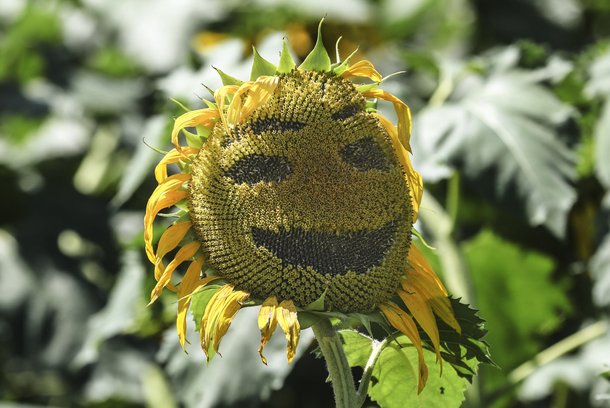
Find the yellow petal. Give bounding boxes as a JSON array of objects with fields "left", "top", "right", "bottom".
[
  {"left": 341, "top": 60, "right": 382, "bottom": 82},
  {"left": 276, "top": 299, "right": 300, "bottom": 363},
  {"left": 227, "top": 76, "right": 279, "bottom": 125},
  {"left": 153, "top": 221, "right": 192, "bottom": 279},
  {"left": 171, "top": 108, "right": 218, "bottom": 150},
  {"left": 398, "top": 288, "right": 442, "bottom": 369},
  {"left": 362, "top": 88, "right": 412, "bottom": 152},
  {"left": 176, "top": 257, "right": 221, "bottom": 348},
  {"left": 373, "top": 112, "right": 423, "bottom": 220},
  {"left": 144, "top": 175, "right": 190, "bottom": 263},
  {"left": 214, "top": 84, "right": 239, "bottom": 133},
  {"left": 200, "top": 284, "right": 232, "bottom": 358},
  {"left": 211, "top": 289, "right": 249, "bottom": 353},
  {"left": 149, "top": 240, "right": 201, "bottom": 304},
  {"left": 199, "top": 284, "right": 249, "bottom": 359},
  {"left": 404, "top": 247, "right": 461, "bottom": 334},
  {"left": 155, "top": 147, "right": 199, "bottom": 183},
  {"left": 257, "top": 296, "right": 279, "bottom": 365},
  {"left": 379, "top": 302, "right": 428, "bottom": 394}
]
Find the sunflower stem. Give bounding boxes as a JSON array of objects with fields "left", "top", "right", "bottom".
[
  {"left": 312, "top": 319, "right": 357, "bottom": 408},
  {"left": 356, "top": 337, "right": 387, "bottom": 406}
]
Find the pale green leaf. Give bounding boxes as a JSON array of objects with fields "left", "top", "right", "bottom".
[
  {"left": 369, "top": 337, "right": 473, "bottom": 408},
  {"left": 414, "top": 57, "right": 577, "bottom": 237}
]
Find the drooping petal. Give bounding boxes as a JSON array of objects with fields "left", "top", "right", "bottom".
[
  {"left": 210, "top": 289, "right": 249, "bottom": 353},
  {"left": 144, "top": 174, "right": 191, "bottom": 263},
  {"left": 149, "top": 241, "right": 201, "bottom": 304},
  {"left": 340, "top": 60, "right": 382, "bottom": 82},
  {"left": 153, "top": 221, "right": 192, "bottom": 279},
  {"left": 373, "top": 112, "right": 423, "bottom": 220},
  {"left": 176, "top": 258, "right": 221, "bottom": 348},
  {"left": 276, "top": 300, "right": 300, "bottom": 363},
  {"left": 257, "top": 296, "right": 279, "bottom": 365},
  {"left": 200, "top": 284, "right": 233, "bottom": 359},
  {"left": 171, "top": 108, "right": 219, "bottom": 150},
  {"left": 404, "top": 246, "right": 461, "bottom": 334},
  {"left": 200, "top": 284, "right": 249, "bottom": 359},
  {"left": 155, "top": 147, "right": 200, "bottom": 183},
  {"left": 398, "top": 288, "right": 442, "bottom": 368},
  {"left": 379, "top": 302, "right": 428, "bottom": 394},
  {"left": 362, "top": 88, "right": 412, "bottom": 152}
]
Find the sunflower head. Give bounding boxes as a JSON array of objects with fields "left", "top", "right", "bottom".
[{"left": 144, "top": 21, "right": 459, "bottom": 393}]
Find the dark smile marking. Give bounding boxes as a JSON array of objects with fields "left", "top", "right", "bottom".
[{"left": 251, "top": 220, "right": 397, "bottom": 275}]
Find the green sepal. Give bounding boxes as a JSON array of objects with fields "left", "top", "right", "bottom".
[
  {"left": 250, "top": 47, "right": 277, "bottom": 80},
  {"left": 332, "top": 46, "right": 359, "bottom": 76},
  {"left": 214, "top": 66, "right": 244, "bottom": 86},
  {"left": 356, "top": 83, "right": 379, "bottom": 93},
  {"left": 277, "top": 39, "right": 296, "bottom": 74},
  {"left": 303, "top": 289, "right": 327, "bottom": 311},
  {"left": 412, "top": 227, "right": 436, "bottom": 250},
  {"left": 297, "top": 311, "right": 323, "bottom": 329},
  {"left": 184, "top": 128, "right": 203, "bottom": 148},
  {"left": 170, "top": 98, "right": 191, "bottom": 113},
  {"left": 196, "top": 125, "right": 211, "bottom": 140},
  {"left": 365, "top": 100, "right": 378, "bottom": 111},
  {"left": 299, "top": 19, "right": 331, "bottom": 72},
  {"left": 201, "top": 98, "right": 217, "bottom": 109}
]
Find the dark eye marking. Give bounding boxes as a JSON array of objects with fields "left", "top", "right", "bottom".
[
  {"left": 224, "top": 155, "right": 292, "bottom": 185},
  {"left": 340, "top": 137, "right": 391, "bottom": 171},
  {"left": 331, "top": 105, "right": 361, "bottom": 121},
  {"left": 250, "top": 118, "right": 306, "bottom": 134}
]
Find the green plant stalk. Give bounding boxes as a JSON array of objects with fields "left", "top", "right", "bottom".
[
  {"left": 312, "top": 319, "right": 357, "bottom": 408},
  {"left": 509, "top": 320, "right": 608, "bottom": 384},
  {"left": 356, "top": 337, "right": 387, "bottom": 407}
]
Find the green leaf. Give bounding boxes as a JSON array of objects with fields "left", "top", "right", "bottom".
[
  {"left": 214, "top": 67, "right": 244, "bottom": 86},
  {"left": 339, "top": 330, "right": 373, "bottom": 367},
  {"left": 463, "top": 229, "right": 570, "bottom": 388},
  {"left": 250, "top": 47, "right": 277, "bottom": 81},
  {"left": 299, "top": 19, "right": 331, "bottom": 72},
  {"left": 414, "top": 49, "right": 577, "bottom": 237},
  {"left": 368, "top": 336, "right": 475, "bottom": 408},
  {"left": 277, "top": 39, "right": 296, "bottom": 74},
  {"left": 190, "top": 284, "right": 223, "bottom": 331}
]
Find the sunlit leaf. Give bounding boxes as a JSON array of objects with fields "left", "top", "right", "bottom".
[
  {"left": 414, "top": 49, "right": 577, "bottom": 237},
  {"left": 368, "top": 336, "right": 475, "bottom": 408}
]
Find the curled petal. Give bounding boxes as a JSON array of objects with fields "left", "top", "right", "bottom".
[
  {"left": 144, "top": 174, "right": 190, "bottom": 263},
  {"left": 200, "top": 284, "right": 249, "bottom": 359},
  {"left": 227, "top": 76, "right": 279, "bottom": 126},
  {"left": 404, "top": 247, "right": 461, "bottom": 334},
  {"left": 176, "top": 258, "right": 221, "bottom": 348},
  {"left": 214, "top": 84, "right": 239, "bottom": 133},
  {"left": 171, "top": 108, "right": 219, "bottom": 150},
  {"left": 341, "top": 60, "right": 382, "bottom": 82},
  {"left": 155, "top": 147, "right": 199, "bottom": 183},
  {"left": 398, "top": 288, "right": 442, "bottom": 369},
  {"left": 379, "top": 302, "right": 428, "bottom": 394},
  {"left": 153, "top": 221, "right": 192, "bottom": 279},
  {"left": 362, "top": 88, "right": 412, "bottom": 152},
  {"left": 276, "top": 300, "right": 300, "bottom": 363},
  {"left": 373, "top": 113, "right": 423, "bottom": 220},
  {"left": 257, "top": 296, "right": 279, "bottom": 365},
  {"left": 149, "top": 241, "right": 201, "bottom": 304}
]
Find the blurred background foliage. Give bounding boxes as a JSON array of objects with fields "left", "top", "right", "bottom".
[{"left": 1, "top": 0, "right": 610, "bottom": 407}]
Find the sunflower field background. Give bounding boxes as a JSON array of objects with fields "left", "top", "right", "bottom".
[{"left": 1, "top": 0, "right": 610, "bottom": 407}]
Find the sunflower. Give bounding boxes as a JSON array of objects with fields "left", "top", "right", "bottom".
[{"left": 144, "top": 22, "right": 461, "bottom": 393}]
